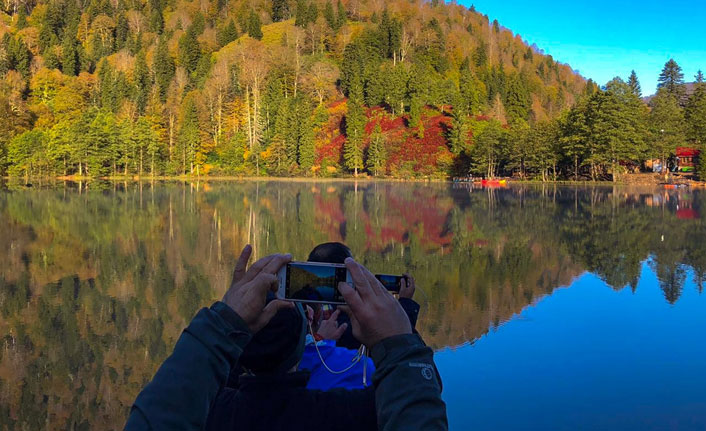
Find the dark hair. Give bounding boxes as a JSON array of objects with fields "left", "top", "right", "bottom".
[
  {"left": 239, "top": 303, "right": 306, "bottom": 374},
  {"left": 307, "top": 242, "right": 353, "bottom": 264}
]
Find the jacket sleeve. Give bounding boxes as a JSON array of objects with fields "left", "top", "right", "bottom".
[
  {"left": 398, "top": 298, "right": 420, "bottom": 331},
  {"left": 124, "top": 301, "right": 252, "bottom": 431},
  {"left": 370, "top": 334, "right": 448, "bottom": 431}
]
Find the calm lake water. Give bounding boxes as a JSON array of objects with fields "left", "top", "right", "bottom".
[{"left": 1, "top": 181, "right": 704, "bottom": 430}]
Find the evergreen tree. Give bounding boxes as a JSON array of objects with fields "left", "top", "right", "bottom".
[
  {"left": 657, "top": 59, "right": 686, "bottom": 101},
  {"left": 504, "top": 74, "right": 531, "bottom": 122},
  {"left": 685, "top": 71, "right": 706, "bottom": 146},
  {"left": 324, "top": 1, "right": 336, "bottom": 29},
  {"left": 459, "top": 59, "right": 482, "bottom": 115},
  {"left": 471, "top": 120, "right": 507, "bottom": 178},
  {"left": 336, "top": 0, "right": 346, "bottom": 28},
  {"left": 16, "top": 7, "right": 28, "bottom": 29},
  {"left": 295, "top": 0, "right": 309, "bottom": 27},
  {"left": 298, "top": 118, "right": 315, "bottom": 172},
  {"left": 272, "top": 0, "right": 290, "bottom": 22},
  {"left": 627, "top": 70, "right": 641, "bottom": 97},
  {"left": 44, "top": 46, "right": 61, "bottom": 69},
  {"left": 61, "top": 33, "right": 79, "bottom": 76},
  {"left": 134, "top": 50, "right": 151, "bottom": 115},
  {"left": 115, "top": 14, "right": 129, "bottom": 50},
  {"left": 366, "top": 123, "right": 387, "bottom": 176},
  {"left": 247, "top": 10, "right": 263, "bottom": 40},
  {"left": 154, "top": 37, "right": 175, "bottom": 102},
  {"left": 473, "top": 43, "right": 488, "bottom": 69},
  {"left": 178, "top": 97, "right": 201, "bottom": 174},
  {"left": 344, "top": 74, "right": 366, "bottom": 175},
  {"left": 650, "top": 88, "right": 686, "bottom": 172},
  {"left": 179, "top": 26, "right": 201, "bottom": 74},
  {"left": 217, "top": 19, "right": 239, "bottom": 47},
  {"left": 13, "top": 37, "right": 32, "bottom": 78}
]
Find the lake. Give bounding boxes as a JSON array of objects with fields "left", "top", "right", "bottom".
[{"left": 1, "top": 181, "right": 704, "bottom": 430}]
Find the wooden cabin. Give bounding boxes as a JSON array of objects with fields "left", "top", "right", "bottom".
[{"left": 676, "top": 147, "right": 701, "bottom": 173}]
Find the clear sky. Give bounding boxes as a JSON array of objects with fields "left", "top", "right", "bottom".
[{"left": 459, "top": 0, "right": 706, "bottom": 95}]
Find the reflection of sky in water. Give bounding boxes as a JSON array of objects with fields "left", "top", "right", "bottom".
[{"left": 436, "top": 261, "right": 706, "bottom": 430}]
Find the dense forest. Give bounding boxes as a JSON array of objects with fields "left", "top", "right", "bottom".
[
  {"left": 0, "top": 0, "right": 705, "bottom": 180},
  {"left": 1, "top": 182, "right": 705, "bottom": 429}
]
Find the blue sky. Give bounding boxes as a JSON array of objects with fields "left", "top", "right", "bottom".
[{"left": 460, "top": 0, "right": 706, "bottom": 95}]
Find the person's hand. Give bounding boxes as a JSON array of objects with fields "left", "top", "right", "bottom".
[
  {"left": 399, "top": 273, "right": 416, "bottom": 299},
  {"left": 316, "top": 309, "right": 348, "bottom": 340},
  {"left": 222, "top": 245, "right": 292, "bottom": 333},
  {"left": 338, "top": 258, "right": 412, "bottom": 349}
]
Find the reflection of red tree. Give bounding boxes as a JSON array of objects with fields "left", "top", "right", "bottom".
[
  {"left": 313, "top": 192, "right": 346, "bottom": 241},
  {"left": 364, "top": 189, "right": 454, "bottom": 252}
]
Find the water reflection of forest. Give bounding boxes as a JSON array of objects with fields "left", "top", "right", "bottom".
[{"left": 1, "top": 182, "right": 705, "bottom": 430}]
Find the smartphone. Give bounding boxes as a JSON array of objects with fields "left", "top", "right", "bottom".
[
  {"left": 277, "top": 262, "right": 352, "bottom": 304},
  {"left": 375, "top": 274, "right": 407, "bottom": 293}
]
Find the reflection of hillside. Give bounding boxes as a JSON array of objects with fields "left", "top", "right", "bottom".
[{"left": 1, "top": 182, "right": 706, "bottom": 429}]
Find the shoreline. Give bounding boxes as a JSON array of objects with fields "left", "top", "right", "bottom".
[{"left": 2, "top": 174, "right": 704, "bottom": 187}]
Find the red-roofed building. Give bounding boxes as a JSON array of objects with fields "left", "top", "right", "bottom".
[{"left": 676, "top": 147, "right": 701, "bottom": 172}]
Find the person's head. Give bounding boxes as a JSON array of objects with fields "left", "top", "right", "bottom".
[
  {"left": 307, "top": 242, "right": 353, "bottom": 264},
  {"left": 239, "top": 298, "right": 307, "bottom": 375}
]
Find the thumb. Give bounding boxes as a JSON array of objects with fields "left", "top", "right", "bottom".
[{"left": 251, "top": 300, "right": 293, "bottom": 333}]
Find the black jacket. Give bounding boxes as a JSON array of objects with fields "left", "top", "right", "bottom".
[
  {"left": 125, "top": 301, "right": 447, "bottom": 431},
  {"left": 206, "top": 373, "right": 377, "bottom": 431}
]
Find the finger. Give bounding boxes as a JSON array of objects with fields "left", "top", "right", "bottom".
[
  {"left": 252, "top": 300, "right": 294, "bottom": 333},
  {"left": 360, "top": 265, "right": 386, "bottom": 296},
  {"left": 333, "top": 322, "right": 347, "bottom": 339},
  {"left": 231, "top": 244, "right": 252, "bottom": 286},
  {"left": 259, "top": 253, "right": 292, "bottom": 276},
  {"left": 338, "top": 282, "right": 364, "bottom": 312},
  {"left": 242, "top": 255, "right": 276, "bottom": 283},
  {"left": 248, "top": 273, "right": 279, "bottom": 297},
  {"left": 344, "top": 258, "right": 374, "bottom": 299},
  {"left": 329, "top": 308, "right": 341, "bottom": 321}
]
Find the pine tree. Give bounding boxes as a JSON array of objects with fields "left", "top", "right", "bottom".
[
  {"left": 134, "top": 50, "right": 151, "bottom": 115},
  {"left": 247, "top": 10, "right": 263, "bottom": 40},
  {"left": 13, "top": 37, "right": 32, "bottom": 78},
  {"left": 344, "top": 74, "right": 366, "bottom": 176},
  {"left": 179, "top": 26, "right": 201, "bottom": 73},
  {"left": 505, "top": 74, "right": 531, "bottom": 122},
  {"left": 295, "top": 0, "right": 309, "bottom": 27},
  {"left": 272, "top": 0, "right": 290, "bottom": 22},
  {"left": 650, "top": 88, "right": 686, "bottom": 172},
  {"left": 217, "top": 19, "right": 239, "bottom": 47},
  {"left": 44, "top": 46, "right": 61, "bottom": 69},
  {"left": 323, "top": 1, "right": 336, "bottom": 29},
  {"left": 657, "top": 59, "right": 686, "bottom": 102},
  {"left": 685, "top": 71, "right": 706, "bottom": 146},
  {"left": 626, "top": 70, "right": 641, "bottom": 98},
  {"left": 459, "top": 59, "right": 482, "bottom": 115},
  {"left": 366, "top": 123, "right": 387, "bottom": 176},
  {"left": 178, "top": 97, "right": 201, "bottom": 174},
  {"left": 298, "top": 118, "right": 315, "bottom": 172},
  {"left": 61, "top": 33, "right": 79, "bottom": 76},
  {"left": 154, "top": 36, "right": 175, "bottom": 102},
  {"left": 336, "top": 0, "right": 346, "bottom": 28}
]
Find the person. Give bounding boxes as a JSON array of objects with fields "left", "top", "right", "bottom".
[
  {"left": 298, "top": 307, "right": 375, "bottom": 391},
  {"left": 124, "top": 244, "right": 447, "bottom": 431},
  {"left": 307, "top": 242, "right": 421, "bottom": 349}
]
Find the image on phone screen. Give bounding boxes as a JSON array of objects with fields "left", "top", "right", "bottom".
[
  {"left": 286, "top": 262, "right": 347, "bottom": 303},
  {"left": 375, "top": 274, "right": 403, "bottom": 292}
]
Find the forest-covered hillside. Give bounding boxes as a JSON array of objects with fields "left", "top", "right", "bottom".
[
  {"left": 0, "top": 0, "right": 589, "bottom": 178},
  {"left": 0, "top": 0, "right": 704, "bottom": 179}
]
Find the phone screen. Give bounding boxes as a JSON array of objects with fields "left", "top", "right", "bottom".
[
  {"left": 375, "top": 274, "right": 403, "bottom": 292},
  {"left": 286, "top": 262, "right": 347, "bottom": 303}
]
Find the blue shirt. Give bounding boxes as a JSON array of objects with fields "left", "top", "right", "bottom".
[{"left": 298, "top": 337, "right": 375, "bottom": 391}]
